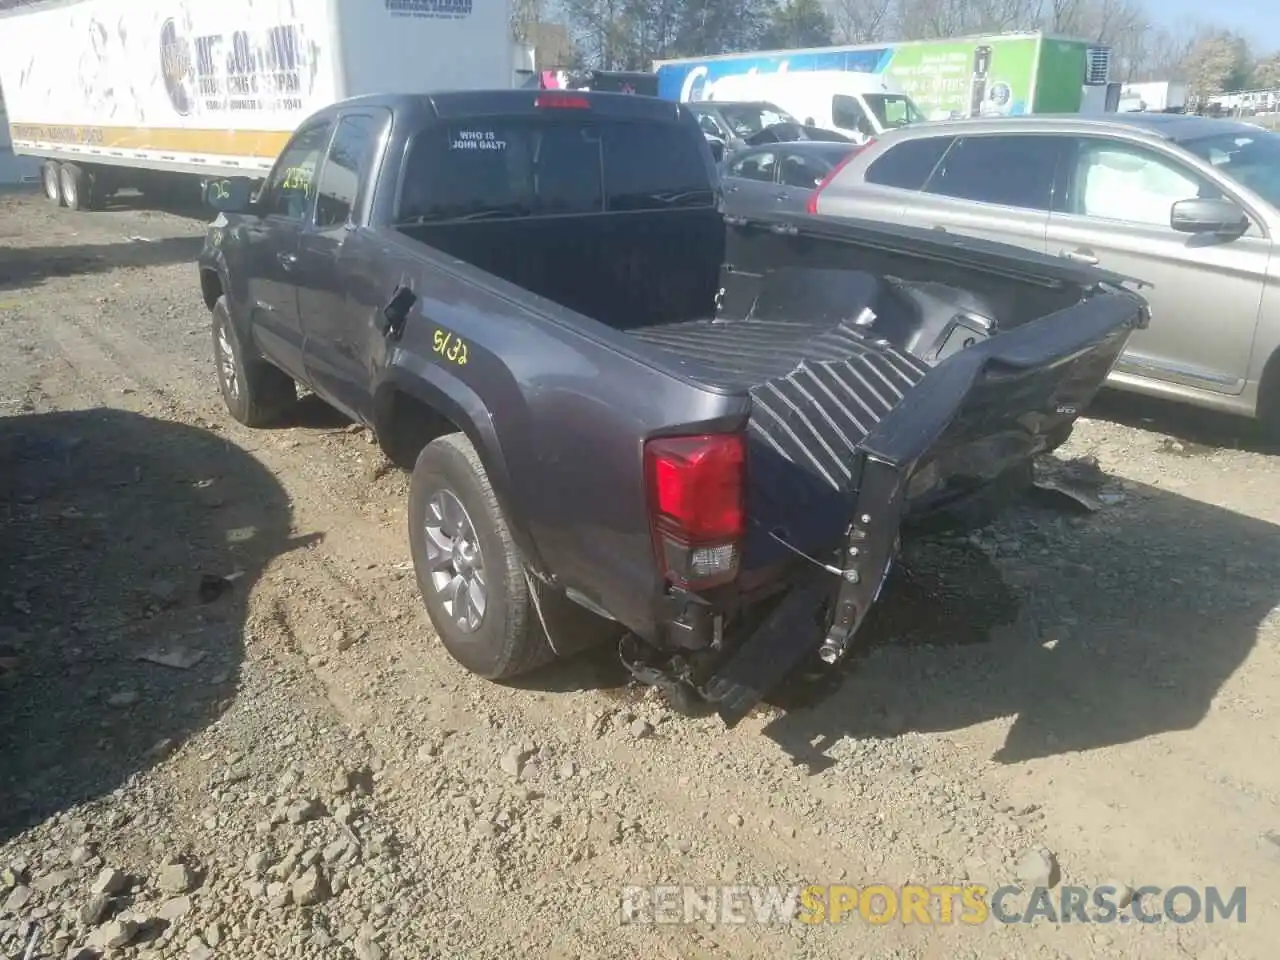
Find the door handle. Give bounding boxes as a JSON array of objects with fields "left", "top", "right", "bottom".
[
  {"left": 277, "top": 252, "right": 298, "bottom": 269},
  {"left": 775, "top": 192, "right": 790, "bottom": 201},
  {"left": 725, "top": 185, "right": 738, "bottom": 193},
  {"left": 1061, "top": 247, "right": 1098, "bottom": 265},
  {"left": 931, "top": 225, "right": 948, "bottom": 232}
]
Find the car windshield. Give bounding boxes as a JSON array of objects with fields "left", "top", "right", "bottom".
[
  {"left": 863, "top": 94, "right": 926, "bottom": 128},
  {"left": 1178, "top": 129, "right": 1280, "bottom": 210},
  {"left": 716, "top": 104, "right": 796, "bottom": 136}
]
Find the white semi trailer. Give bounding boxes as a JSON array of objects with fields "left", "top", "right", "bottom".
[{"left": 0, "top": 0, "right": 515, "bottom": 210}]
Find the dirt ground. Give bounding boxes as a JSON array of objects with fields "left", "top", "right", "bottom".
[{"left": 1, "top": 188, "right": 1278, "bottom": 960}]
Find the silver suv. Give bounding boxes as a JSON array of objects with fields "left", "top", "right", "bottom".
[{"left": 809, "top": 113, "right": 1280, "bottom": 435}]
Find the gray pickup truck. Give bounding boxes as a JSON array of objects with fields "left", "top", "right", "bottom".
[{"left": 197, "top": 89, "right": 1149, "bottom": 726}]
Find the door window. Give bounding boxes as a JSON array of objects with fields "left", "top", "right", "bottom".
[
  {"left": 697, "top": 113, "right": 725, "bottom": 139},
  {"left": 922, "top": 134, "right": 1061, "bottom": 210},
  {"left": 865, "top": 136, "right": 955, "bottom": 190},
  {"left": 779, "top": 151, "right": 829, "bottom": 188},
  {"left": 314, "top": 111, "right": 388, "bottom": 228},
  {"left": 729, "top": 151, "right": 777, "bottom": 182},
  {"left": 832, "top": 95, "right": 873, "bottom": 137},
  {"left": 1071, "top": 138, "right": 1219, "bottom": 227},
  {"left": 261, "top": 120, "right": 333, "bottom": 220}
]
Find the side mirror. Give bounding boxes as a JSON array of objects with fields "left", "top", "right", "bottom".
[
  {"left": 204, "top": 177, "right": 258, "bottom": 215},
  {"left": 1170, "top": 197, "right": 1249, "bottom": 236}
]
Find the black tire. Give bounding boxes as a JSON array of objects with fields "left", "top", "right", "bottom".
[
  {"left": 1257, "top": 353, "right": 1280, "bottom": 449},
  {"left": 41, "top": 160, "right": 62, "bottom": 205},
  {"left": 58, "top": 162, "right": 88, "bottom": 211},
  {"left": 210, "top": 295, "right": 297, "bottom": 427},
  {"left": 408, "top": 433, "right": 553, "bottom": 679}
]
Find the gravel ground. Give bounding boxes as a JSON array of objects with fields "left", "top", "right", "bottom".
[{"left": 1, "top": 189, "right": 1278, "bottom": 960}]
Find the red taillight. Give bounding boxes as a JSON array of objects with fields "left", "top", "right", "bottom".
[
  {"left": 806, "top": 140, "right": 873, "bottom": 214},
  {"left": 644, "top": 433, "right": 746, "bottom": 589},
  {"left": 534, "top": 93, "right": 590, "bottom": 109}
]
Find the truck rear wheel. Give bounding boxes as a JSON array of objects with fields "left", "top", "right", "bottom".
[
  {"left": 408, "top": 433, "right": 554, "bottom": 680},
  {"left": 58, "top": 163, "right": 89, "bottom": 211},
  {"left": 210, "top": 295, "right": 297, "bottom": 427},
  {"left": 41, "top": 161, "right": 62, "bottom": 204}
]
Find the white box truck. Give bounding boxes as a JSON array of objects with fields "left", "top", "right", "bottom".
[
  {"left": 0, "top": 0, "right": 515, "bottom": 211},
  {"left": 1116, "top": 80, "right": 1188, "bottom": 114}
]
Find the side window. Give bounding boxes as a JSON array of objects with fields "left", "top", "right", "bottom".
[
  {"left": 832, "top": 95, "right": 872, "bottom": 136},
  {"left": 314, "top": 112, "right": 387, "bottom": 228},
  {"left": 697, "top": 114, "right": 724, "bottom": 138},
  {"left": 865, "top": 136, "right": 954, "bottom": 190},
  {"left": 1072, "top": 138, "right": 1219, "bottom": 227},
  {"left": 730, "top": 151, "right": 777, "bottom": 182},
  {"left": 261, "top": 121, "right": 333, "bottom": 220},
  {"left": 923, "top": 134, "right": 1061, "bottom": 210},
  {"left": 602, "top": 122, "right": 715, "bottom": 211},
  {"left": 779, "top": 152, "right": 828, "bottom": 188}
]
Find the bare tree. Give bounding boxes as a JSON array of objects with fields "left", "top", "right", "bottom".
[
  {"left": 966, "top": 0, "right": 1039, "bottom": 34},
  {"left": 893, "top": 0, "right": 969, "bottom": 40},
  {"left": 760, "top": 0, "right": 835, "bottom": 49},
  {"left": 510, "top": 0, "right": 543, "bottom": 43},
  {"left": 1124, "top": 20, "right": 1204, "bottom": 81},
  {"left": 828, "top": 0, "right": 894, "bottom": 42}
]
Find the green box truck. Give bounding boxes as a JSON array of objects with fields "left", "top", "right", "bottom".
[{"left": 654, "top": 30, "right": 1113, "bottom": 120}]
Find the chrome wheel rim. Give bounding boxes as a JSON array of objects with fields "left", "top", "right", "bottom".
[
  {"left": 422, "top": 489, "right": 486, "bottom": 633},
  {"left": 42, "top": 165, "right": 58, "bottom": 201},
  {"left": 215, "top": 319, "right": 239, "bottom": 399}
]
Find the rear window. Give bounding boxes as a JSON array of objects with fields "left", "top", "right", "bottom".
[
  {"left": 396, "top": 118, "right": 713, "bottom": 223},
  {"left": 601, "top": 122, "right": 715, "bottom": 211},
  {"left": 865, "top": 136, "right": 954, "bottom": 190}
]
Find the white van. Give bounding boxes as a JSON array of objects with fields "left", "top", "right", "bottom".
[{"left": 704, "top": 71, "right": 926, "bottom": 143}]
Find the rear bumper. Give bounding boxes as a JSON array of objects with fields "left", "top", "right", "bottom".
[{"left": 698, "top": 289, "right": 1145, "bottom": 726}]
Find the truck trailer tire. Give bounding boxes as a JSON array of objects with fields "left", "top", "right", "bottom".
[
  {"left": 40, "top": 161, "right": 62, "bottom": 205},
  {"left": 210, "top": 295, "right": 297, "bottom": 427},
  {"left": 58, "top": 163, "right": 90, "bottom": 211},
  {"left": 408, "top": 433, "right": 554, "bottom": 680}
]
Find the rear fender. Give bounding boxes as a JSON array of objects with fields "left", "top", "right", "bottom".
[{"left": 375, "top": 359, "right": 548, "bottom": 577}]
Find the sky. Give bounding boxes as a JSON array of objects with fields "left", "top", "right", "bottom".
[{"left": 1159, "top": 0, "right": 1280, "bottom": 51}]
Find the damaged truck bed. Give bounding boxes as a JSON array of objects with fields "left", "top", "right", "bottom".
[
  {"left": 625, "top": 215, "right": 1146, "bottom": 723},
  {"left": 197, "top": 89, "right": 1149, "bottom": 727}
]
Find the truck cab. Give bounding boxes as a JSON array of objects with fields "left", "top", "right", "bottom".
[{"left": 704, "top": 71, "right": 926, "bottom": 144}]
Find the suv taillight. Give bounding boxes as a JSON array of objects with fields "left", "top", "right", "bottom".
[
  {"left": 644, "top": 433, "right": 746, "bottom": 590},
  {"left": 806, "top": 140, "right": 873, "bottom": 214}
]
